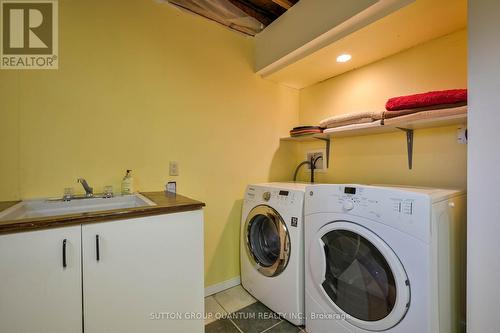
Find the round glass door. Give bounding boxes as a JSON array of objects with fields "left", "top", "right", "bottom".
[
  {"left": 312, "top": 221, "right": 410, "bottom": 331},
  {"left": 244, "top": 205, "right": 290, "bottom": 277}
]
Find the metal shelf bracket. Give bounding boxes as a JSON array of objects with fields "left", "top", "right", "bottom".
[
  {"left": 397, "top": 127, "right": 414, "bottom": 169},
  {"left": 314, "top": 137, "right": 331, "bottom": 168}
]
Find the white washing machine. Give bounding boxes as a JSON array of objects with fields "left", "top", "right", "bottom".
[
  {"left": 241, "top": 182, "right": 307, "bottom": 325},
  {"left": 304, "top": 184, "right": 466, "bottom": 333}
]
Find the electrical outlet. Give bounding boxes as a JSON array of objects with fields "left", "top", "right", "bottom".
[
  {"left": 306, "top": 150, "right": 326, "bottom": 171},
  {"left": 169, "top": 161, "right": 179, "bottom": 176},
  {"left": 457, "top": 126, "right": 468, "bottom": 144}
]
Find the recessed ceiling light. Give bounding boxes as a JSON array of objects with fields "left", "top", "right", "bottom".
[{"left": 336, "top": 54, "right": 352, "bottom": 63}]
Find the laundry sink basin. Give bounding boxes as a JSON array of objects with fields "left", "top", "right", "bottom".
[{"left": 0, "top": 194, "right": 156, "bottom": 221}]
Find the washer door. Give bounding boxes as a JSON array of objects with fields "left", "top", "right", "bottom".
[
  {"left": 245, "top": 205, "right": 291, "bottom": 277},
  {"left": 309, "top": 221, "right": 410, "bottom": 331}
]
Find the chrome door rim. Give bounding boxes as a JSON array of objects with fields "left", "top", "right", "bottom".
[{"left": 244, "top": 205, "right": 291, "bottom": 277}]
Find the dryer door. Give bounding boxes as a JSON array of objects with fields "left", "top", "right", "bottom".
[
  {"left": 309, "top": 221, "right": 410, "bottom": 331},
  {"left": 244, "top": 205, "right": 291, "bottom": 277}
]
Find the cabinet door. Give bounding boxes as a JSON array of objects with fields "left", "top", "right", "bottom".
[
  {"left": 0, "top": 226, "right": 82, "bottom": 333},
  {"left": 82, "top": 210, "right": 204, "bottom": 333}
]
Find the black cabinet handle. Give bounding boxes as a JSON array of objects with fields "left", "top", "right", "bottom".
[
  {"left": 62, "top": 239, "right": 67, "bottom": 268},
  {"left": 96, "top": 235, "right": 100, "bottom": 262}
]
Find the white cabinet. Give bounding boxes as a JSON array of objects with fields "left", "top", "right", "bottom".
[
  {"left": 0, "top": 226, "right": 83, "bottom": 333},
  {"left": 0, "top": 210, "right": 204, "bottom": 333},
  {"left": 82, "top": 210, "right": 204, "bottom": 333}
]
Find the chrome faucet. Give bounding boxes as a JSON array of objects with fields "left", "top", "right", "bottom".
[{"left": 77, "top": 178, "right": 94, "bottom": 197}]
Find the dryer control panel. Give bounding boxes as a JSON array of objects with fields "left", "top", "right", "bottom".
[
  {"left": 305, "top": 185, "right": 433, "bottom": 243},
  {"left": 337, "top": 186, "right": 417, "bottom": 216}
]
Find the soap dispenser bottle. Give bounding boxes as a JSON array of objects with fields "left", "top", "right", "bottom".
[{"left": 121, "top": 169, "right": 134, "bottom": 195}]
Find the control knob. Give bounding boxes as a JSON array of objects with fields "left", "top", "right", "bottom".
[{"left": 343, "top": 201, "right": 355, "bottom": 211}]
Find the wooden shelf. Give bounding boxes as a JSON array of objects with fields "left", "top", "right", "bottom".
[
  {"left": 280, "top": 134, "right": 324, "bottom": 142},
  {"left": 280, "top": 106, "right": 468, "bottom": 170}
]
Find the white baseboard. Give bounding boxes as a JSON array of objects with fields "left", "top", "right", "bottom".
[{"left": 205, "top": 276, "right": 241, "bottom": 297}]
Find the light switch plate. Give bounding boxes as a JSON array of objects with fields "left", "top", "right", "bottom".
[{"left": 169, "top": 161, "right": 179, "bottom": 176}]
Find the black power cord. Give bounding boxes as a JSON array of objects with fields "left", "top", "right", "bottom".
[{"left": 292, "top": 155, "right": 324, "bottom": 183}]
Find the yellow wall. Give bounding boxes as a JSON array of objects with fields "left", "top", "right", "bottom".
[
  {"left": 0, "top": 0, "right": 299, "bottom": 287},
  {"left": 294, "top": 29, "right": 467, "bottom": 189},
  {"left": 0, "top": 2, "right": 468, "bottom": 288}
]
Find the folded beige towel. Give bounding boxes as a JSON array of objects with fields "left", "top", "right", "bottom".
[
  {"left": 383, "top": 105, "right": 467, "bottom": 125},
  {"left": 320, "top": 111, "right": 384, "bottom": 128}
]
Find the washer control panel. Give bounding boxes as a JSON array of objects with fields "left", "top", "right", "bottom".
[
  {"left": 245, "top": 185, "right": 302, "bottom": 208},
  {"left": 244, "top": 185, "right": 306, "bottom": 225}
]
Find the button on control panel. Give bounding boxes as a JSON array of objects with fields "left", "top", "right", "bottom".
[
  {"left": 391, "top": 198, "right": 415, "bottom": 215},
  {"left": 392, "top": 200, "right": 403, "bottom": 213},
  {"left": 402, "top": 200, "right": 414, "bottom": 215}
]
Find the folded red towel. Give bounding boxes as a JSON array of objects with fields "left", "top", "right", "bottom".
[{"left": 386, "top": 89, "right": 467, "bottom": 111}]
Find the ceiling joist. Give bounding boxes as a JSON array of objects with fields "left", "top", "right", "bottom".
[
  {"left": 228, "top": 0, "right": 276, "bottom": 25},
  {"left": 272, "top": 0, "right": 293, "bottom": 10},
  {"left": 165, "top": 0, "right": 298, "bottom": 36}
]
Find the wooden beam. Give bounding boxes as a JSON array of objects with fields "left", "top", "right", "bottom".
[
  {"left": 228, "top": 0, "right": 275, "bottom": 25},
  {"left": 272, "top": 0, "right": 293, "bottom": 10}
]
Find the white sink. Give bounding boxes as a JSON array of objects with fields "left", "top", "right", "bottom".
[{"left": 0, "top": 194, "right": 156, "bottom": 221}]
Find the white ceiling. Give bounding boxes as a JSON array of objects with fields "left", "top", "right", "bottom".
[{"left": 263, "top": 0, "right": 467, "bottom": 89}]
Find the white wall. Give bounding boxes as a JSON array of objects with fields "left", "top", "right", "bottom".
[{"left": 467, "top": 0, "right": 500, "bottom": 331}]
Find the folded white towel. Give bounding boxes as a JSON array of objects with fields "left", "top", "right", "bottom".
[{"left": 319, "top": 111, "right": 383, "bottom": 128}]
